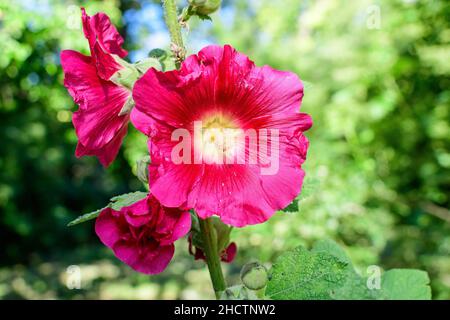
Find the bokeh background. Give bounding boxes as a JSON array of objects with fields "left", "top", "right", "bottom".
[{"left": 0, "top": 0, "right": 449, "bottom": 299}]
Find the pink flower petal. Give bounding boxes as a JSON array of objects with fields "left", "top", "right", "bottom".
[
  {"left": 61, "top": 50, "right": 130, "bottom": 166},
  {"left": 81, "top": 8, "right": 127, "bottom": 80},
  {"left": 95, "top": 194, "right": 189, "bottom": 275},
  {"left": 222, "top": 242, "right": 237, "bottom": 263},
  {"left": 157, "top": 207, "right": 192, "bottom": 245},
  {"left": 187, "top": 165, "right": 276, "bottom": 226},
  {"left": 81, "top": 8, "right": 127, "bottom": 58},
  {"left": 132, "top": 45, "right": 312, "bottom": 227},
  {"left": 122, "top": 197, "right": 153, "bottom": 227},
  {"left": 75, "top": 123, "right": 128, "bottom": 167},
  {"left": 95, "top": 208, "right": 125, "bottom": 248},
  {"left": 113, "top": 241, "right": 175, "bottom": 275}
]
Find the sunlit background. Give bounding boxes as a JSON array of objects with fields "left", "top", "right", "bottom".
[{"left": 0, "top": 0, "right": 449, "bottom": 299}]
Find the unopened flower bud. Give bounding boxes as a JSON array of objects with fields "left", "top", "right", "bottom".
[
  {"left": 240, "top": 262, "right": 268, "bottom": 290},
  {"left": 188, "top": 0, "right": 221, "bottom": 16}
]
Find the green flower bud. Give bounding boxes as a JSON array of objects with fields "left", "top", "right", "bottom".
[
  {"left": 240, "top": 262, "right": 268, "bottom": 291},
  {"left": 188, "top": 0, "right": 221, "bottom": 16}
]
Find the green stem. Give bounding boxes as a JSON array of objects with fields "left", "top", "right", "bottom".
[
  {"left": 198, "top": 217, "right": 226, "bottom": 299},
  {"left": 161, "top": 0, "right": 225, "bottom": 298},
  {"left": 162, "top": 0, "right": 185, "bottom": 69}
]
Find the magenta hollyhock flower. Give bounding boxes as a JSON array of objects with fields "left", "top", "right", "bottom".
[
  {"left": 95, "top": 194, "right": 191, "bottom": 275},
  {"left": 131, "top": 45, "right": 312, "bottom": 227},
  {"left": 61, "top": 8, "right": 130, "bottom": 166},
  {"left": 188, "top": 234, "right": 237, "bottom": 263}
]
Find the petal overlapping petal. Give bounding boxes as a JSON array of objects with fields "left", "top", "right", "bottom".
[
  {"left": 95, "top": 194, "right": 191, "bottom": 275},
  {"left": 132, "top": 45, "right": 312, "bottom": 227}
]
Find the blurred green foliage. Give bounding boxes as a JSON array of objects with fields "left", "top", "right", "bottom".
[{"left": 0, "top": 0, "right": 449, "bottom": 299}]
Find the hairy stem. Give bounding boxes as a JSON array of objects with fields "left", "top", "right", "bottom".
[
  {"left": 198, "top": 216, "right": 227, "bottom": 299},
  {"left": 162, "top": 0, "right": 185, "bottom": 68}
]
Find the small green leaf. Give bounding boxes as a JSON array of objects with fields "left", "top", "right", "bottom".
[
  {"left": 283, "top": 198, "right": 299, "bottom": 212},
  {"left": 197, "top": 13, "right": 212, "bottom": 21},
  {"left": 380, "top": 269, "right": 431, "bottom": 300},
  {"left": 266, "top": 246, "right": 348, "bottom": 300},
  {"left": 110, "top": 191, "right": 148, "bottom": 211},
  {"left": 148, "top": 48, "right": 168, "bottom": 59},
  {"left": 67, "top": 191, "right": 148, "bottom": 227},
  {"left": 67, "top": 207, "right": 104, "bottom": 226}
]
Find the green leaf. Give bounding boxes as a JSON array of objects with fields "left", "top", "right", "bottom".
[
  {"left": 197, "top": 13, "right": 212, "bottom": 21},
  {"left": 148, "top": 48, "right": 168, "bottom": 59},
  {"left": 66, "top": 207, "right": 104, "bottom": 226},
  {"left": 266, "top": 245, "right": 349, "bottom": 300},
  {"left": 67, "top": 191, "right": 148, "bottom": 227},
  {"left": 109, "top": 191, "right": 147, "bottom": 211},
  {"left": 313, "top": 240, "right": 432, "bottom": 300},
  {"left": 265, "top": 240, "right": 432, "bottom": 300},
  {"left": 312, "top": 239, "right": 352, "bottom": 265},
  {"left": 331, "top": 272, "right": 378, "bottom": 300},
  {"left": 380, "top": 269, "right": 431, "bottom": 300},
  {"left": 312, "top": 240, "right": 377, "bottom": 300}
]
